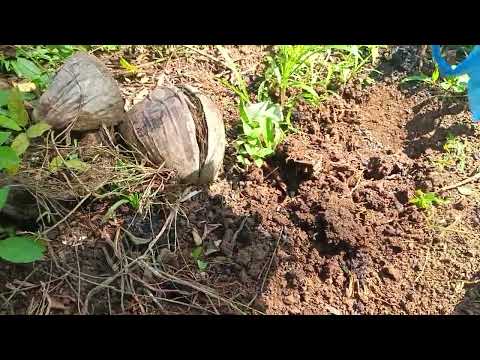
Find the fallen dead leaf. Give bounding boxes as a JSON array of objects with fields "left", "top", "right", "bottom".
[
  {"left": 16, "top": 81, "right": 36, "bottom": 92},
  {"left": 192, "top": 228, "right": 203, "bottom": 246}
]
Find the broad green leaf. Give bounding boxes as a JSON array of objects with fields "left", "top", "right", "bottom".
[
  {"left": 0, "top": 114, "right": 21, "bottom": 131},
  {"left": 0, "top": 236, "right": 45, "bottom": 263},
  {"left": 266, "top": 103, "right": 283, "bottom": 123},
  {"left": 250, "top": 128, "right": 263, "bottom": 139},
  {"left": 26, "top": 122, "right": 51, "bottom": 138},
  {"left": 191, "top": 246, "right": 203, "bottom": 259},
  {"left": 8, "top": 88, "right": 29, "bottom": 127},
  {"left": 4, "top": 163, "right": 19, "bottom": 175},
  {"left": 242, "top": 121, "right": 253, "bottom": 137},
  {"left": 258, "top": 115, "right": 269, "bottom": 145},
  {"left": 254, "top": 158, "right": 264, "bottom": 167},
  {"left": 246, "top": 102, "right": 268, "bottom": 120},
  {"left": 237, "top": 155, "right": 246, "bottom": 163},
  {"left": 197, "top": 259, "right": 208, "bottom": 271},
  {"left": 244, "top": 143, "right": 256, "bottom": 157},
  {"left": 0, "top": 146, "right": 20, "bottom": 170},
  {"left": 64, "top": 159, "right": 90, "bottom": 172},
  {"left": 274, "top": 129, "right": 284, "bottom": 147},
  {"left": 431, "top": 66, "right": 440, "bottom": 82},
  {"left": 48, "top": 156, "right": 90, "bottom": 173},
  {"left": 256, "top": 148, "right": 275, "bottom": 158},
  {"left": 264, "top": 117, "right": 274, "bottom": 147},
  {"left": 0, "top": 186, "right": 9, "bottom": 209},
  {"left": 0, "top": 131, "right": 11, "bottom": 145},
  {"left": 11, "top": 58, "right": 43, "bottom": 82},
  {"left": 10, "top": 133, "right": 30, "bottom": 156},
  {"left": 0, "top": 89, "right": 10, "bottom": 107}
]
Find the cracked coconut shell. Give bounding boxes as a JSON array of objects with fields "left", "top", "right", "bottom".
[
  {"left": 32, "top": 52, "right": 126, "bottom": 131},
  {"left": 119, "top": 85, "right": 226, "bottom": 184}
]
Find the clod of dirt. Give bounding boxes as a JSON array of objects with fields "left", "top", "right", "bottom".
[
  {"left": 120, "top": 85, "right": 226, "bottom": 184},
  {"left": 315, "top": 196, "right": 363, "bottom": 254},
  {"left": 382, "top": 265, "right": 401, "bottom": 281},
  {"left": 283, "top": 293, "right": 300, "bottom": 306},
  {"left": 33, "top": 52, "right": 126, "bottom": 131},
  {"left": 364, "top": 155, "right": 407, "bottom": 180},
  {"left": 235, "top": 249, "right": 251, "bottom": 266}
]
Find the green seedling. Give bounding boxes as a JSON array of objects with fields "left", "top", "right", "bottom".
[
  {"left": 409, "top": 189, "right": 448, "bottom": 210},
  {"left": 0, "top": 186, "right": 46, "bottom": 263},
  {"left": 402, "top": 64, "right": 469, "bottom": 95},
  {"left": 434, "top": 133, "right": 467, "bottom": 172},
  {"left": 49, "top": 154, "right": 90, "bottom": 174},
  {"left": 125, "top": 192, "right": 141, "bottom": 210},
  {"left": 218, "top": 45, "right": 382, "bottom": 167},
  {"left": 102, "top": 191, "right": 143, "bottom": 223},
  {"left": 217, "top": 45, "right": 250, "bottom": 103},
  {"left": 259, "top": 45, "right": 382, "bottom": 114},
  {"left": 120, "top": 57, "right": 139, "bottom": 74},
  {"left": 235, "top": 101, "right": 285, "bottom": 167},
  {"left": 191, "top": 246, "right": 208, "bottom": 271},
  {"left": 0, "top": 87, "right": 51, "bottom": 174},
  {"left": 402, "top": 65, "right": 441, "bottom": 86}
]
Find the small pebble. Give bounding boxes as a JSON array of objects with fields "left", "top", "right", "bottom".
[
  {"left": 283, "top": 294, "right": 298, "bottom": 305},
  {"left": 382, "top": 265, "right": 401, "bottom": 281}
]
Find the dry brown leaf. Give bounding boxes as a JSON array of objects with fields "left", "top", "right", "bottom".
[
  {"left": 16, "top": 81, "right": 36, "bottom": 92},
  {"left": 192, "top": 228, "right": 203, "bottom": 246}
]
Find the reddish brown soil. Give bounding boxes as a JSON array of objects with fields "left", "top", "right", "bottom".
[{"left": 1, "top": 45, "right": 480, "bottom": 315}]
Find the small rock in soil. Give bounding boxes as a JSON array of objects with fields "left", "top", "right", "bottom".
[
  {"left": 283, "top": 294, "right": 299, "bottom": 305},
  {"left": 453, "top": 200, "right": 467, "bottom": 211},
  {"left": 384, "top": 225, "right": 398, "bottom": 236},
  {"left": 285, "top": 271, "right": 299, "bottom": 288},
  {"left": 382, "top": 265, "right": 401, "bottom": 281}
]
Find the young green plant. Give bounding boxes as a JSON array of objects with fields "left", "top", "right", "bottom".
[
  {"left": 409, "top": 189, "right": 448, "bottom": 210},
  {"left": 191, "top": 245, "right": 208, "bottom": 271},
  {"left": 0, "top": 87, "right": 50, "bottom": 263},
  {"left": 0, "top": 186, "right": 46, "bottom": 263},
  {"left": 0, "top": 87, "right": 51, "bottom": 175},
  {"left": 433, "top": 133, "right": 468, "bottom": 173},
  {"left": 235, "top": 101, "right": 285, "bottom": 167}
]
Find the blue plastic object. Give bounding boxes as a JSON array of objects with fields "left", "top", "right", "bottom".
[{"left": 431, "top": 45, "right": 480, "bottom": 122}]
